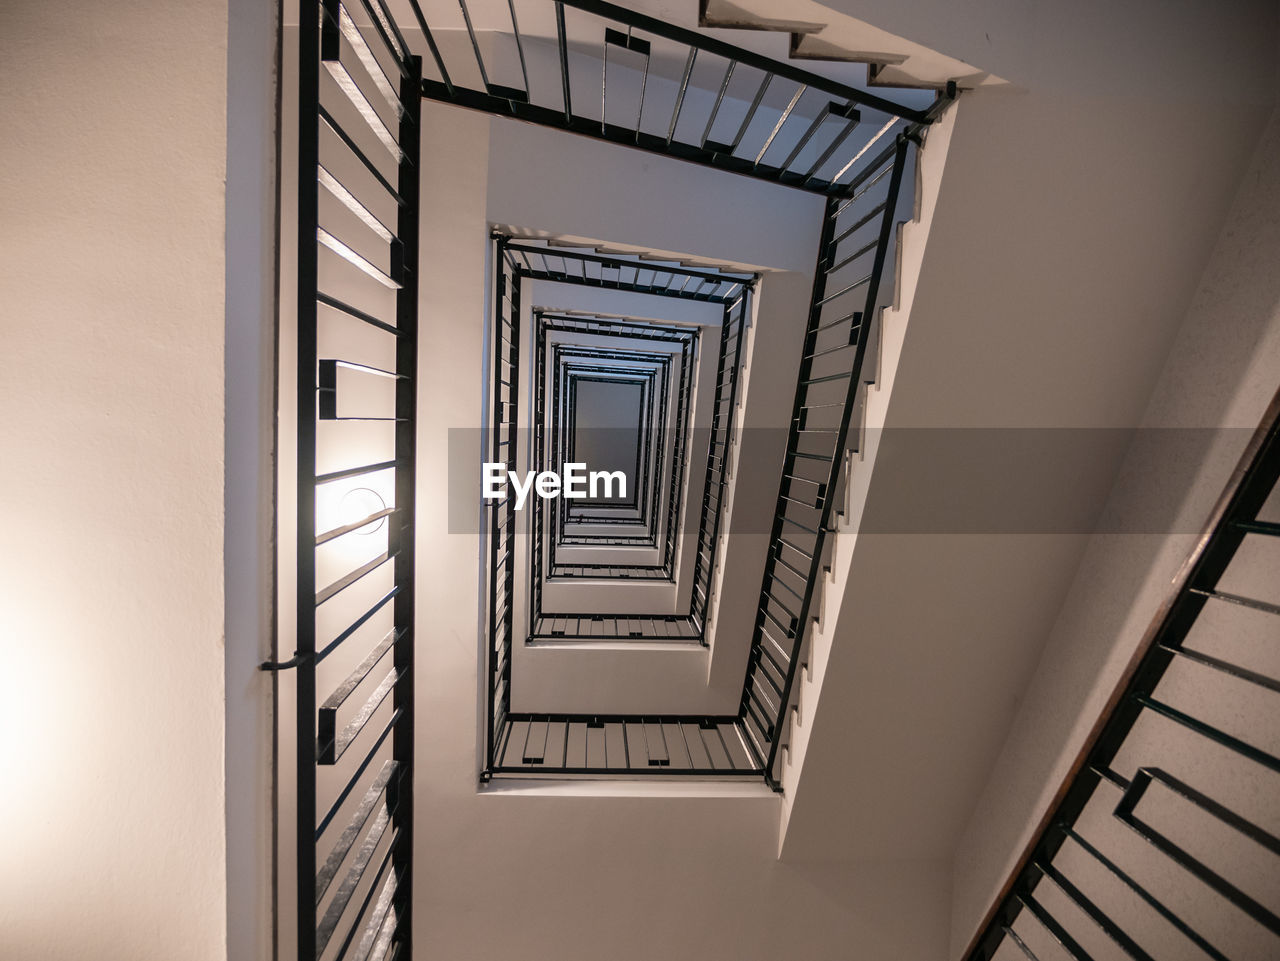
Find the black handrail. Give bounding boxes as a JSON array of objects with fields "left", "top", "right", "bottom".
[
  {"left": 738, "top": 135, "right": 911, "bottom": 785},
  {"left": 963, "top": 388, "right": 1280, "bottom": 961},
  {"left": 557, "top": 0, "right": 933, "bottom": 122},
  {"left": 413, "top": 0, "right": 943, "bottom": 195}
]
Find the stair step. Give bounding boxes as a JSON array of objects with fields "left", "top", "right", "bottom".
[{"left": 698, "top": 0, "right": 823, "bottom": 36}]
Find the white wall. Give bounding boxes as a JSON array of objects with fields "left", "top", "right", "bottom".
[
  {"left": 0, "top": 1, "right": 230, "bottom": 958},
  {"left": 224, "top": 0, "right": 278, "bottom": 955},
  {"left": 949, "top": 103, "right": 1280, "bottom": 957}
]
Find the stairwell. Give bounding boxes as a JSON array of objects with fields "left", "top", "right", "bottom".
[{"left": 281, "top": 1, "right": 1280, "bottom": 959}]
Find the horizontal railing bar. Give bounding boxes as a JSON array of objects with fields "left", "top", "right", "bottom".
[
  {"left": 828, "top": 237, "right": 879, "bottom": 274},
  {"left": 777, "top": 538, "right": 814, "bottom": 560},
  {"left": 315, "top": 808, "right": 395, "bottom": 955},
  {"left": 798, "top": 400, "right": 847, "bottom": 412},
  {"left": 317, "top": 507, "right": 398, "bottom": 545},
  {"left": 799, "top": 371, "right": 853, "bottom": 386},
  {"left": 401, "top": 0, "right": 453, "bottom": 94},
  {"left": 330, "top": 3, "right": 406, "bottom": 120},
  {"left": 803, "top": 341, "right": 856, "bottom": 362},
  {"left": 667, "top": 48, "right": 698, "bottom": 147},
  {"left": 1189, "top": 586, "right": 1280, "bottom": 617},
  {"left": 319, "top": 106, "right": 406, "bottom": 206},
  {"left": 762, "top": 605, "right": 796, "bottom": 637},
  {"left": 812, "top": 314, "right": 861, "bottom": 339},
  {"left": 323, "top": 836, "right": 400, "bottom": 961},
  {"left": 315, "top": 759, "right": 398, "bottom": 904},
  {"left": 1062, "top": 826, "right": 1229, "bottom": 961},
  {"left": 833, "top": 124, "right": 899, "bottom": 194},
  {"left": 554, "top": 0, "right": 935, "bottom": 124},
  {"left": 1111, "top": 773, "right": 1280, "bottom": 933},
  {"left": 814, "top": 273, "right": 872, "bottom": 307},
  {"left": 320, "top": 628, "right": 400, "bottom": 715},
  {"left": 1034, "top": 859, "right": 1156, "bottom": 961},
  {"left": 317, "top": 292, "right": 400, "bottom": 335},
  {"left": 1134, "top": 694, "right": 1280, "bottom": 773},
  {"left": 316, "top": 550, "right": 394, "bottom": 606},
  {"left": 487, "top": 764, "right": 763, "bottom": 776},
  {"left": 755, "top": 646, "right": 787, "bottom": 690},
  {"left": 316, "top": 706, "right": 403, "bottom": 838},
  {"left": 506, "top": 242, "right": 752, "bottom": 287},
  {"left": 1016, "top": 893, "right": 1091, "bottom": 961},
  {"left": 1158, "top": 642, "right": 1280, "bottom": 693},
  {"left": 1235, "top": 518, "right": 1280, "bottom": 535},
  {"left": 347, "top": 860, "right": 400, "bottom": 961},
  {"left": 322, "top": 358, "right": 406, "bottom": 380},
  {"left": 319, "top": 165, "right": 397, "bottom": 243},
  {"left": 781, "top": 472, "right": 823, "bottom": 486},
  {"left": 321, "top": 415, "right": 407, "bottom": 422},
  {"left": 781, "top": 515, "right": 821, "bottom": 535},
  {"left": 456, "top": 0, "right": 495, "bottom": 95},
  {"left": 779, "top": 493, "right": 821, "bottom": 511},
  {"left": 831, "top": 202, "right": 888, "bottom": 246},
  {"left": 771, "top": 550, "right": 808, "bottom": 581},
  {"left": 741, "top": 706, "right": 771, "bottom": 753},
  {"left": 318, "top": 228, "right": 401, "bottom": 289},
  {"left": 322, "top": 58, "right": 404, "bottom": 164},
  {"left": 316, "top": 459, "right": 401, "bottom": 485},
  {"left": 423, "top": 80, "right": 854, "bottom": 198},
  {"left": 317, "top": 587, "right": 399, "bottom": 663},
  {"left": 801, "top": 112, "right": 860, "bottom": 184},
  {"left": 999, "top": 926, "right": 1037, "bottom": 961},
  {"left": 780, "top": 101, "right": 845, "bottom": 173},
  {"left": 323, "top": 666, "right": 402, "bottom": 765},
  {"left": 760, "top": 626, "right": 791, "bottom": 667},
  {"left": 754, "top": 85, "right": 805, "bottom": 167},
  {"left": 351, "top": 0, "right": 411, "bottom": 77},
  {"left": 1131, "top": 767, "right": 1280, "bottom": 856}
]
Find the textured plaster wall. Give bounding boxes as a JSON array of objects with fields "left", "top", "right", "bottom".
[
  {"left": 951, "top": 104, "right": 1280, "bottom": 956},
  {"left": 0, "top": 1, "right": 231, "bottom": 958},
  {"left": 767, "top": 0, "right": 1277, "bottom": 889}
]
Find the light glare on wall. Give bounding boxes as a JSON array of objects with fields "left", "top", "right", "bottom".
[{"left": 340, "top": 487, "right": 388, "bottom": 535}]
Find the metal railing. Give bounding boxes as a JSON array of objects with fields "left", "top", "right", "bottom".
[
  {"left": 528, "top": 303, "right": 746, "bottom": 640},
  {"left": 485, "top": 236, "right": 522, "bottom": 782},
  {"left": 487, "top": 237, "right": 752, "bottom": 647},
  {"left": 414, "top": 0, "right": 939, "bottom": 194},
  {"left": 550, "top": 351, "right": 666, "bottom": 543},
  {"left": 964, "top": 388, "right": 1280, "bottom": 961},
  {"left": 538, "top": 313, "right": 698, "bottom": 581},
  {"left": 489, "top": 714, "right": 762, "bottom": 776},
  {"left": 483, "top": 238, "right": 757, "bottom": 778},
  {"left": 549, "top": 349, "right": 671, "bottom": 542},
  {"left": 276, "top": 0, "right": 419, "bottom": 956},
  {"left": 736, "top": 133, "right": 913, "bottom": 786},
  {"left": 287, "top": 1, "right": 951, "bottom": 799},
  {"left": 423, "top": 4, "right": 949, "bottom": 782}
]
